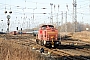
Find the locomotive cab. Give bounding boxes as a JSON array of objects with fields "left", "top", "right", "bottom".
[{"left": 36, "top": 25, "right": 61, "bottom": 47}]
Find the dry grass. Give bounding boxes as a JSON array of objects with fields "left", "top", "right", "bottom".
[
  {"left": 0, "top": 38, "right": 47, "bottom": 60},
  {"left": 0, "top": 31, "right": 90, "bottom": 60},
  {"left": 70, "top": 31, "right": 90, "bottom": 42}
]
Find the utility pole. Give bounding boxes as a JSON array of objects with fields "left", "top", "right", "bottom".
[
  {"left": 28, "top": 18, "right": 30, "bottom": 29},
  {"left": 65, "top": 5, "right": 69, "bottom": 35},
  {"left": 7, "top": 15, "right": 11, "bottom": 33},
  {"left": 57, "top": 5, "right": 59, "bottom": 28},
  {"left": 73, "top": 0, "right": 77, "bottom": 32},
  {"left": 89, "top": 0, "right": 90, "bottom": 12},
  {"left": 65, "top": 11, "right": 67, "bottom": 35},
  {"left": 61, "top": 11, "right": 63, "bottom": 32},
  {"left": 59, "top": 11, "right": 63, "bottom": 41},
  {"left": 50, "top": 3, "right": 53, "bottom": 25}
]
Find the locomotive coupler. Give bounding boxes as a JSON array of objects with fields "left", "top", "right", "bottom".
[{"left": 51, "top": 38, "right": 54, "bottom": 47}]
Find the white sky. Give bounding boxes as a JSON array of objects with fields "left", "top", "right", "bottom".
[{"left": 0, "top": 0, "right": 90, "bottom": 32}]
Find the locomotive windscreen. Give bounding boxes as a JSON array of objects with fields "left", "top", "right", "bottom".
[{"left": 41, "top": 25, "right": 54, "bottom": 27}]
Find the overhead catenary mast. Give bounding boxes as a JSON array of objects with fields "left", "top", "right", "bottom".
[
  {"left": 73, "top": 0, "right": 77, "bottom": 32},
  {"left": 65, "top": 5, "right": 69, "bottom": 35},
  {"left": 50, "top": 3, "right": 53, "bottom": 25},
  {"left": 57, "top": 5, "right": 59, "bottom": 28},
  {"left": 65, "top": 11, "right": 67, "bottom": 35},
  {"left": 89, "top": 0, "right": 90, "bottom": 11},
  {"left": 54, "top": 4, "right": 60, "bottom": 28},
  {"left": 61, "top": 11, "right": 63, "bottom": 32}
]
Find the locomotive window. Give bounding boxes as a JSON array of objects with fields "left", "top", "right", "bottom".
[
  {"left": 42, "top": 27, "right": 46, "bottom": 29},
  {"left": 42, "top": 25, "right": 54, "bottom": 27},
  {"left": 48, "top": 25, "right": 54, "bottom": 27},
  {"left": 50, "top": 26, "right": 54, "bottom": 28}
]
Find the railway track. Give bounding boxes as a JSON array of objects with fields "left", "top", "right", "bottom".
[
  {"left": 76, "top": 48, "right": 90, "bottom": 54},
  {"left": 1, "top": 34, "right": 90, "bottom": 60},
  {"left": 50, "top": 49, "right": 90, "bottom": 60}
]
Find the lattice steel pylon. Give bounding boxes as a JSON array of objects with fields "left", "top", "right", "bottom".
[
  {"left": 50, "top": 3, "right": 53, "bottom": 25},
  {"left": 73, "top": 0, "right": 77, "bottom": 32}
]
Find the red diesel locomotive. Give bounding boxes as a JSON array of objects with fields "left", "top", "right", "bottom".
[{"left": 36, "top": 25, "right": 61, "bottom": 47}]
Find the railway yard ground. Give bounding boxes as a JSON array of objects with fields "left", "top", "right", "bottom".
[{"left": 0, "top": 31, "right": 90, "bottom": 60}]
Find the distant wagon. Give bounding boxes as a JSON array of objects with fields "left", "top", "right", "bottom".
[
  {"left": 32, "top": 30, "right": 38, "bottom": 36},
  {"left": 10, "top": 31, "right": 17, "bottom": 35}
]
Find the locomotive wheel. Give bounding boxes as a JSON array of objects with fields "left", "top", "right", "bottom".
[
  {"left": 36, "top": 39, "right": 39, "bottom": 44},
  {"left": 38, "top": 40, "right": 41, "bottom": 45},
  {"left": 41, "top": 40, "right": 44, "bottom": 46},
  {"left": 38, "top": 40, "right": 44, "bottom": 46}
]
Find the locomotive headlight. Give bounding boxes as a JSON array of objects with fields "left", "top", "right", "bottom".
[
  {"left": 56, "top": 42, "right": 59, "bottom": 44},
  {"left": 46, "top": 42, "right": 50, "bottom": 45},
  {"left": 51, "top": 36, "right": 54, "bottom": 39},
  {"left": 44, "top": 41, "right": 46, "bottom": 44}
]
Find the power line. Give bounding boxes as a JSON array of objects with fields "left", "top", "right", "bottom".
[
  {"left": 22, "top": 0, "right": 50, "bottom": 4},
  {"left": 77, "top": 3, "right": 89, "bottom": 9}
]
